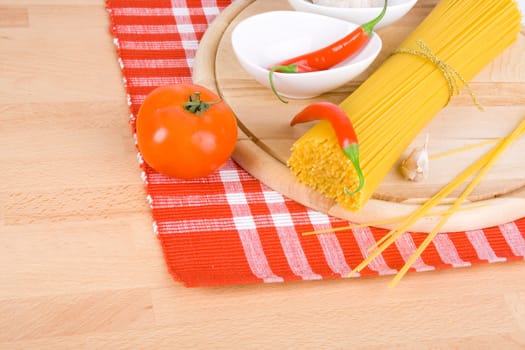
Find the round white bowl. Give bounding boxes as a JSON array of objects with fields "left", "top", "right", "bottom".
[
  {"left": 287, "top": 0, "right": 418, "bottom": 29},
  {"left": 231, "top": 11, "right": 382, "bottom": 100}
]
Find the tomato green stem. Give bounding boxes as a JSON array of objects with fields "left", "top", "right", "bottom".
[{"left": 183, "top": 92, "right": 220, "bottom": 115}]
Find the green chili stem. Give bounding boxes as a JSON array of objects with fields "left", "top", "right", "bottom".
[
  {"left": 268, "top": 65, "right": 298, "bottom": 104},
  {"left": 361, "top": 0, "right": 388, "bottom": 35},
  {"left": 342, "top": 143, "right": 365, "bottom": 195}
]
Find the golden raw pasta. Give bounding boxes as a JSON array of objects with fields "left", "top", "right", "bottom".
[{"left": 288, "top": 0, "right": 522, "bottom": 211}]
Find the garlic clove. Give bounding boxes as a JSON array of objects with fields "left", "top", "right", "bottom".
[{"left": 400, "top": 136, "right": 430, "bottom": 182}]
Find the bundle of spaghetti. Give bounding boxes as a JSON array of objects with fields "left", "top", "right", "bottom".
[{"left": 287, "top": 0, "right": 522, "bottom": 211}]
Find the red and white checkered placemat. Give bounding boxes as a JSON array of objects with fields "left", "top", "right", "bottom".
[{"left": 106, "top": 0, "right": 525, "bottom": 287}]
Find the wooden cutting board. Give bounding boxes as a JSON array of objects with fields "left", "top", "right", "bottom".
[{"left": 193, "top": 0, "right": 525, "bottom": 233}]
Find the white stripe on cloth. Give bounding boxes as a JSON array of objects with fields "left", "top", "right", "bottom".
[
  {"left": 199, "top": 1, "right": 222, "bottom": 18},
  {"left": 175, "top": 1, "right": 221, "bottom": 17},
  {"left": 111, "top": 6, "right": 221, "bottom": 17},
  {"left": 157, "top": 218, "right": 238, "bottom": 234},
  {"left": 170, "top": 0, "right": 201, "bottom": 68},
  {"left": 432, "top": 234, "right": 471, "bottom": 268},
  {"left": 352, "top": 227, "right": 397, "bottom": 275},
  {"left": 128, "top": 76, "right": 184, "bottom": 87},
  {"left": 153, "top": 193, "right": 227, "bottom": 208},
  {"left": 307, "top": 210, "right": 355, "bottom": 277},
  {"left": 111, "top": 8, "right": 176, "bottom": 16},
  {"left": 122, "top": 58, "right": 189, "bottom": 69},
  {"left": 113, "top": 24, "right": 209, "bottom": 34},
  {"left": 151, "top": 191, "right": 270, "bottom": 209},
  {"left": 466, "top": 230, "right": 506, "bottom": 263},
  {"left": 499, "top": 222, "right": 525, "bottom": 258},
  {"left": 129, "top": 94, "right": 146, "bottom": 107},
  {"left": 263, "top": 192, "right": 322, "bottom": 280},
  {"left": 394, "top": 233, "right": 435, "bottom": 272},
  {"left": 119, "top": 40, "right": 187, "bottom": 50},
  {"left": 220, "top": 170, "right": 283, "bottom": 283}
]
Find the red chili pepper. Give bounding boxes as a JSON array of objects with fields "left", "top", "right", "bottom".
[
  {"left": 269, "top": 0, "right": 388, "bottom": 103},
  {"left": 290, "top": 102, "right": 364, "bottom": 194}
]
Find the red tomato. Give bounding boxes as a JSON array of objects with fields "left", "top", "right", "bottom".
[{"left": 136, "top": 84, "right": 238, "bottom": 179}]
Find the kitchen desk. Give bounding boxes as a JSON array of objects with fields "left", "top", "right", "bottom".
[{"left": 1, "top": 1, "right": 524, "bottom": 348}]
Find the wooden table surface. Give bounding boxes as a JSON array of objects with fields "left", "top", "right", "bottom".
[{"left": 1, "top": 1, "right": 524, "bottom": 349}]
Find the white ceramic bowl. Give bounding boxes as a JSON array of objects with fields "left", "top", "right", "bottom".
[
  {"left": 287, "top": 0, "right": 418, "bottom": 29},
  {"left": 231, "top": 11, "right": 382, "bottom": 100}
]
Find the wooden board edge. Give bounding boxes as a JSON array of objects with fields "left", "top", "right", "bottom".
[
  {"left": 232, "top": 140, "right": 337, "bottom": 212},
  {"left": 193, "top": 0, "right": 256, "bottom": 89},
  {"left": 328, "top": 195, "right": 525, "bottom": 233},
  {"left": 236, "top": 140, "right": 525, "bottom": 233},
  {"left": 194, "top": 0, "right": 525, "bottom": 233}
]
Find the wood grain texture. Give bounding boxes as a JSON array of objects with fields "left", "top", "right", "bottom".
[
  {"left": 193, "top": 0, "right": 525, "bottom": 232},
  {"left": 1, "top": 1, "right": 525, "bottom": 349}
]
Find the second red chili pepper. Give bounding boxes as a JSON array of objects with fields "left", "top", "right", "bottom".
[
  {"left": 269, "top": 0, "right": 388, "bottom": 103},
  {"left": 290, "top": 102, "right": 365, "bottom": 194}
]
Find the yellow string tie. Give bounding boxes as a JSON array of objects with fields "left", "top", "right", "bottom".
[{"left": 394, "top": 39, "right": 484, "bottom": 111}]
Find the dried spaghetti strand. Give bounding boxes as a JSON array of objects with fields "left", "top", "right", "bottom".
[
  {"left": 389, "top": 118, "right": 525, "bottom": 287},
  {"left": 301, "top": 204, "right": 489, "bottom": 236},
  {"left": 430, "top": 138, "right": 501, "bottom": 160},
  {"left": 349, "top": 117, "right": 525, "bottom": 278}
]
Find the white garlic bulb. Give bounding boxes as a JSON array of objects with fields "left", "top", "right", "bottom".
[{"left": 400, "top": 135, "right": 430, "bottom": 182}]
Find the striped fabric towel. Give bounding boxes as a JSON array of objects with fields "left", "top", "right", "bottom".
[{"left": 106, "top": 0, "right": 525, "bottom": 287}]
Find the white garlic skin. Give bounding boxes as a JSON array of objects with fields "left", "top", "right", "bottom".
[{"left": 400, "top": 146, "right": 429, "bottom": 182}]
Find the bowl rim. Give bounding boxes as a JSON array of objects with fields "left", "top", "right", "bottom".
[
  {"left": 288, "top": 0, "right": 418, "bottom": 10},
  {"left": 231, "top": 10, "right": 383, "bottom": 77}
]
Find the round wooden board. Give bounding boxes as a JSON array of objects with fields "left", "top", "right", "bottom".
[{"left": 193, "top": 0, "right": 525, "bottom": 233}]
